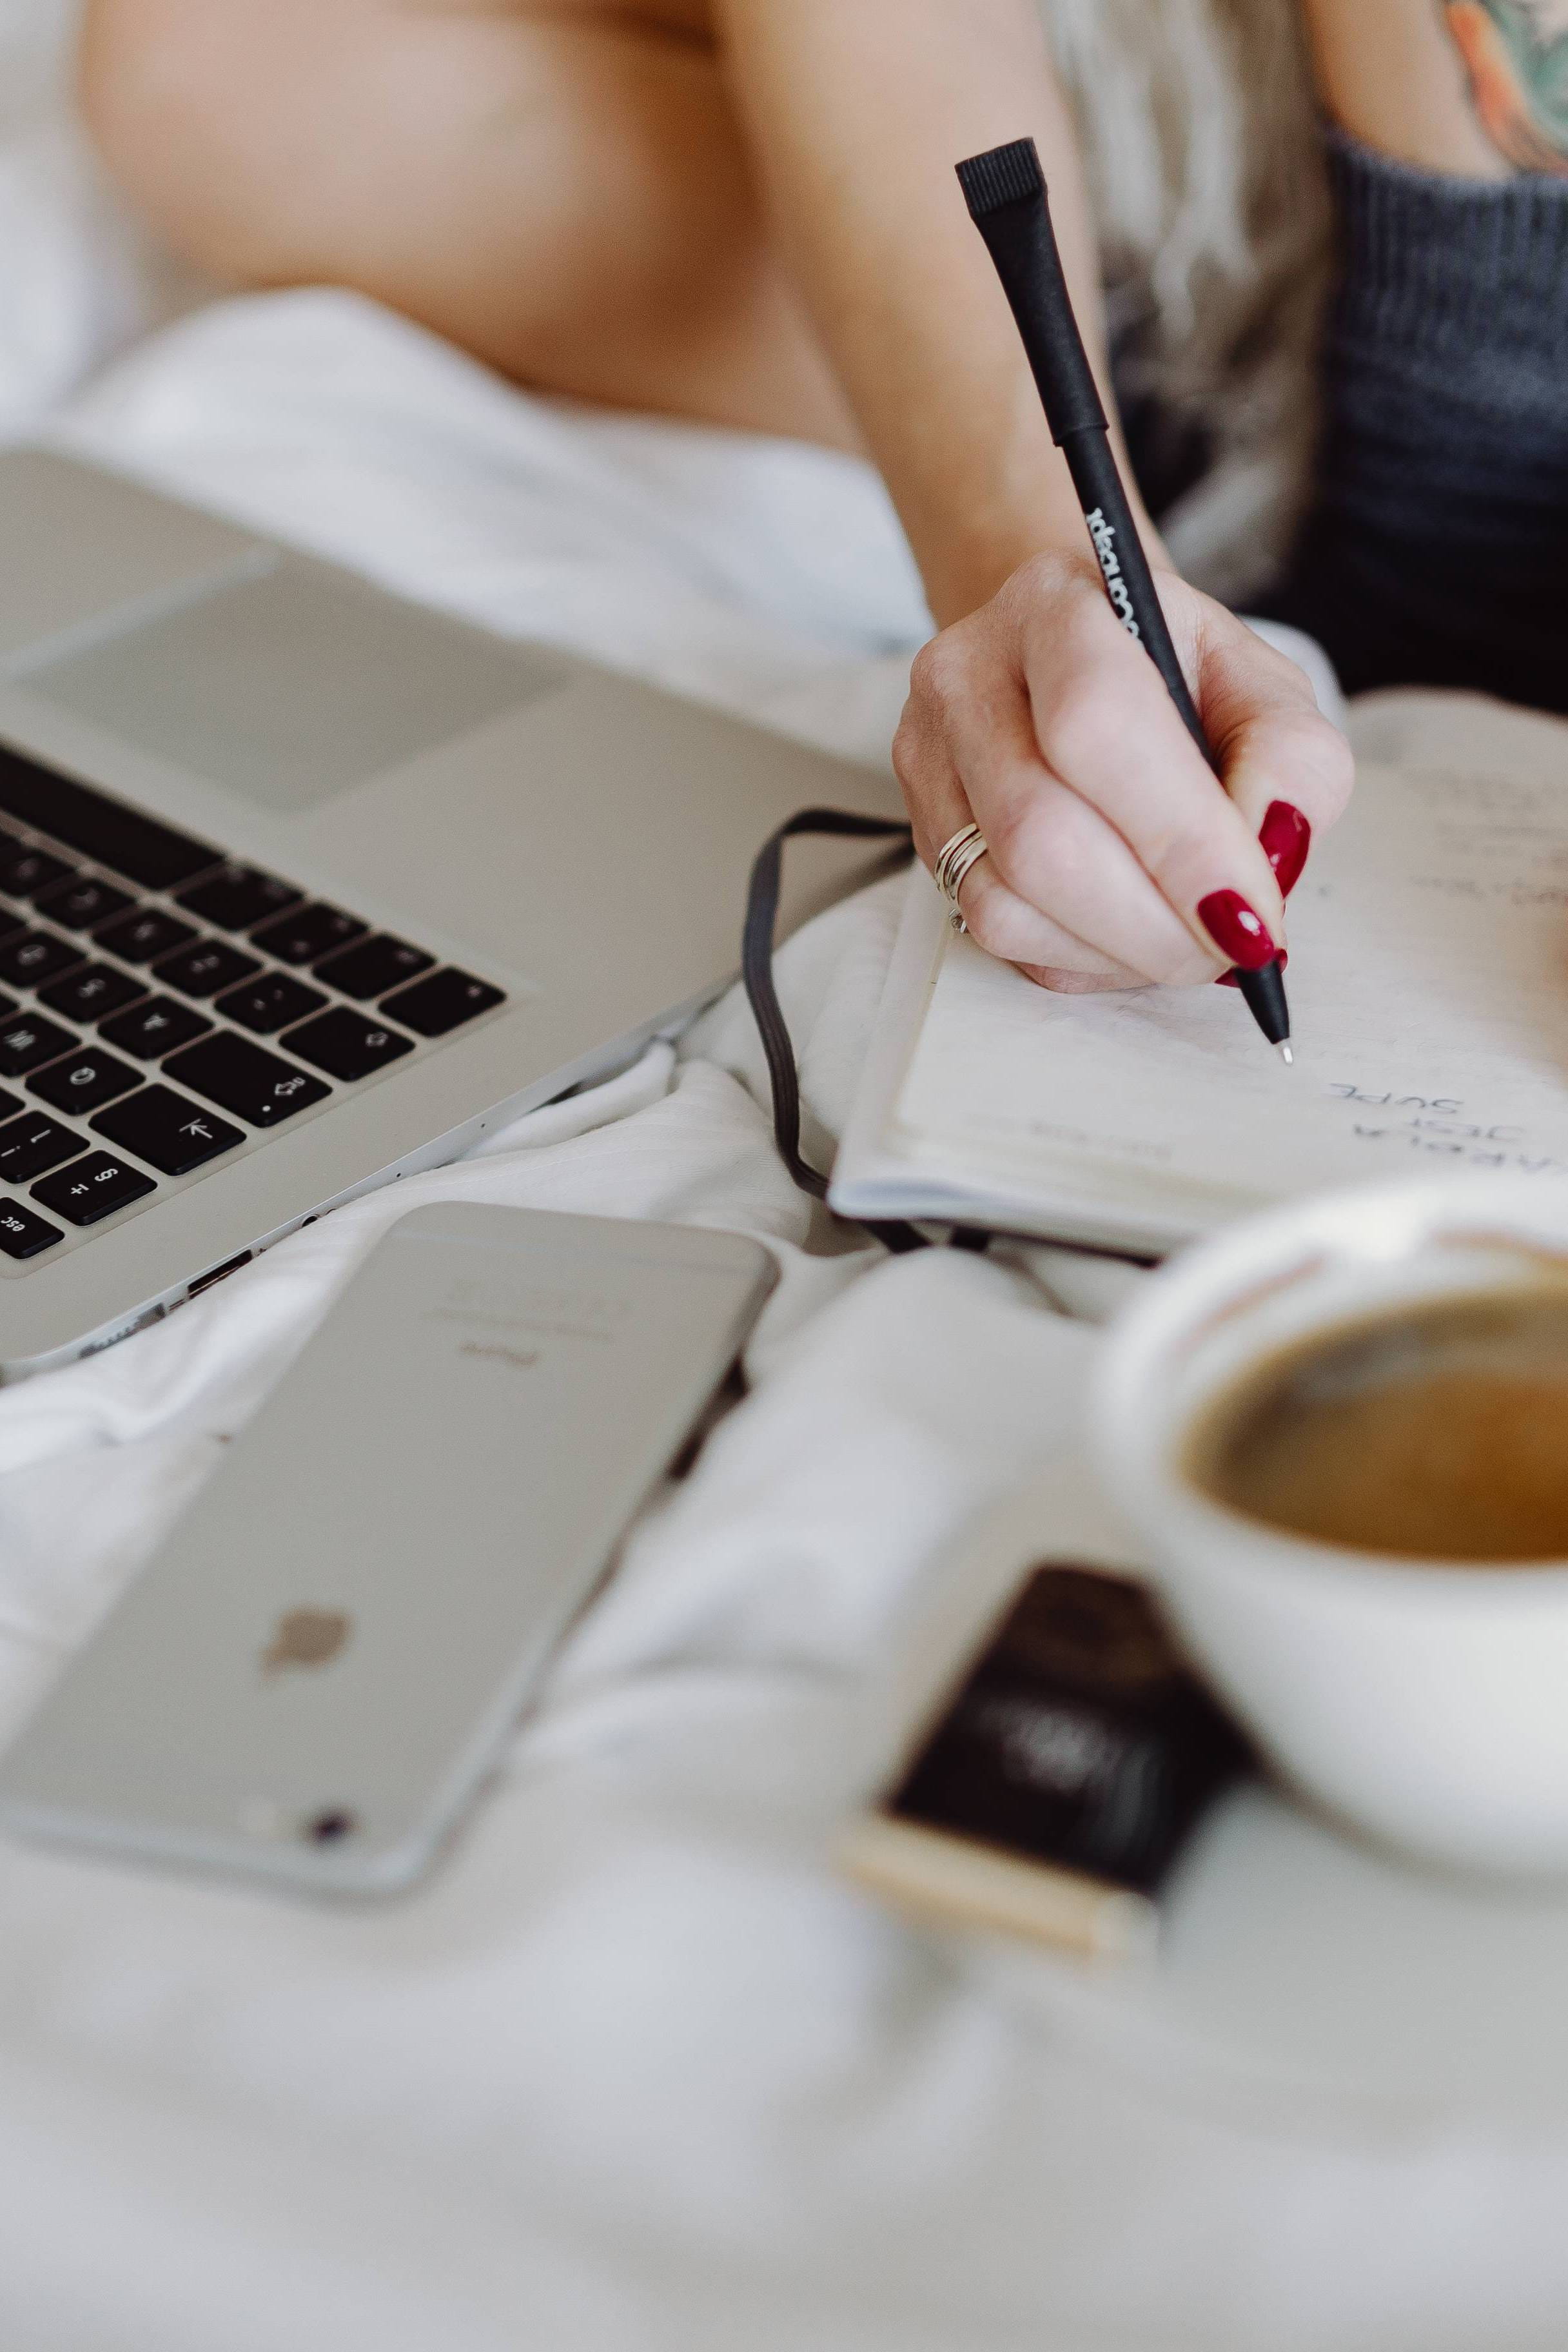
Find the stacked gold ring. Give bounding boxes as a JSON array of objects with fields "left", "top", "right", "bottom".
[{"left": 934, "top": 821, "right": 991, "bottom": 934}]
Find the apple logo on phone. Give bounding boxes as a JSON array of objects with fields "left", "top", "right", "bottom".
[{"left": 262, "top": 1606, "right": 351, "bottom": 1676}]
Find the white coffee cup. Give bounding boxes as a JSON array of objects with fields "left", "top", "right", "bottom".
[{"left": 1095, "top": 1174, "right": 1568, "bottom": 1877}]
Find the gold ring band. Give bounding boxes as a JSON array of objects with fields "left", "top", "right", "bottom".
[{"left": 934, "top": 822, "right": 990, "bottom": 934}]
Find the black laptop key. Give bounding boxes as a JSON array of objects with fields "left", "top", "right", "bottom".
[
  {"left": 313, "top": 934, "right": 433, "bottom": 999},
  {"left": 28, "top": 1048, "right": 142, "bottom": 1115},
  {"left": 164, "top": 1033, "right": 329, "bottom": 1126},
  {"left": 213, "top": 972, "right": 326, "bottom": 1034},
  {"left": 93, "top": 908, "right": 199, "bottom": 966},
  {"left": 92, "top": 1084, "right": 245, "bottom": 1176},
  {"left": 152, "top": 939, "right": 262, "bottom": 999},
  {"left": 281, "top": 1008, "right": 414, "bottom": 1084},
  {"left": 0, "top": 928, "right": 86, "bottom": 988},
  {"left": 33, "top": 1150, "right": 155, "bottom": 1226},
  {"left": 0, "top": 839, "right": 75, "bottom": 899},
  {"left": 0, "top": 901, "right": 30, "bottom": 944},
  {"left": 34, "top": 876, "right": 135, "bottom": 930},
  {"left": 251, "top": 903, "right": 368, "bottom": 966},
  {"left": 38, "top": 963, "right": 146, "bottom": 1023},
  {"left": 175, "top": 864, "right": 303, "bottom": 933},
  {"left": 0, "top": 745, "right": 218, "bottom": 890},
  {"left": 0, "top": 1113, "right": 89, "bottom": 1182},
  {"left": 380, "top": 967, "right": 505, "bottom": 1037},
  {"left": 0, "top": 1198, "right": 63, "bottom": 1260},
  {"left": 99, "top": 995, "right": 213, "bottom": 1059},
  {"left": 0, "top": 1090, "right": 21, "bottom": 1122},
  {"left": 0, "top": 1014, "right": 77, "bottom": 1077}
]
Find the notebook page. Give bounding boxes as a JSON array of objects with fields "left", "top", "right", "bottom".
[{"left": 888, "top": 737, "right": 1568, "bottom": 1246}]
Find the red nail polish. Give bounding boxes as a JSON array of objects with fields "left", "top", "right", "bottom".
[
  {"left": 1215, "top": 950, "right": 1287, "bottom": 986},
  {"left": 1259, "top": 800, "right": 1311, "bottom": 896},
  {"left": 1198, "top": 890, "right": 1277, "bottom": 971}
]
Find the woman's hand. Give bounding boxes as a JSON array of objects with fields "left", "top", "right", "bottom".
[{"left": 893, "top": 550, "right": 1355, "bottom": 991}]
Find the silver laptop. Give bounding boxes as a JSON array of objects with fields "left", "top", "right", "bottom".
[{"left": 0, "top": 449, "right": 900, "bottom": 1375}]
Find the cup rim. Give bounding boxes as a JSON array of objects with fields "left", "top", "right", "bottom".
[{"left": 1095, "top": 1171, "right": 1568, "bottom": 1600}]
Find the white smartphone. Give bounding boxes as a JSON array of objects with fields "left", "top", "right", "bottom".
[{"left": 0, "top": 1203, "right": 774, "bottom": 1896}]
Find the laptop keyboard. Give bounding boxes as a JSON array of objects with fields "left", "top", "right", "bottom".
[{"left": 0, "top": 742, "right": 506, "bottom": 1270}]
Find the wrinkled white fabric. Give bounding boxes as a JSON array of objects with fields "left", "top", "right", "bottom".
[{"left": 2, "top": 14, "right": 1567, "bottom": 2347}]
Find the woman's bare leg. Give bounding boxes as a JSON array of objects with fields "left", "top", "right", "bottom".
[
  {"left": 78, "top": 0, "right": 859, "bottom": 447},
  {"left": 80, "top": 0, "right": 1132, "bottom": 619}
]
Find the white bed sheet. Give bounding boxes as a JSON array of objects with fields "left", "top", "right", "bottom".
[{"left": 3, "top": 10, "right": 1568, "bottom": 2346}]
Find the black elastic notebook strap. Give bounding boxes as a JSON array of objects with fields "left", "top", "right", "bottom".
[{"left": 741, "top": 808, "right": 932, "bottom": 1256}]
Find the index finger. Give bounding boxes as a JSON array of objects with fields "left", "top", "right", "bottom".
[{"left": 1190, "top": 608, "right": 1357, "bottom": 867}]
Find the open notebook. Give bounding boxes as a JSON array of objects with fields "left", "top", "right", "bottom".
[{"left": 830, "top": 691, "right": 1568, "bottom": 1255}]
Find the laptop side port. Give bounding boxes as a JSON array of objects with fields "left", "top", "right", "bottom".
[{"left": 186, "top": 1250, "right": 253, "bottom": 1301}]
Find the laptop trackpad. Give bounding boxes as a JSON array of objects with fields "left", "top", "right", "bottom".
[{"left": 21, "top": 559, "right": 567, "bottom": 814}]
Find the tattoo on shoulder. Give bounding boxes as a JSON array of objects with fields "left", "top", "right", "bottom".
[{"left": 1443, "top": 1, "right": 1568, "bottom": 172}]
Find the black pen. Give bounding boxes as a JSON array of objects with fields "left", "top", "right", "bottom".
[{"left": 955, "top": 135, "right": 1292, "bottom": 1063}]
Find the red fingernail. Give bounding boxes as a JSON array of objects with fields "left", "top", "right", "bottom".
[
  {"left": 1198, "top": 890, "right": 1277, "bottom": 970},
  {"left": 1259, "top": 800, "right": 1311, "bottom": 896},
  {"left": 1215, "top": 950, "right": 1288, "bottom": 986}
]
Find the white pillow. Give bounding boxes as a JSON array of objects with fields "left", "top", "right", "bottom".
[{"left": 0, "top": 1, "right": 210, "bottom": 435}]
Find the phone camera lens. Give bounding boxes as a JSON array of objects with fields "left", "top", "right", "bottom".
[{"left": 303, "top": 1807, "right": 358, "bottom": 1844}]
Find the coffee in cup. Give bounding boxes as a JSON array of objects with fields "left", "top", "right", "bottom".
[
  {"left": 1095, "top": 1177, "right": 1568, "bottom": 1876},
  {"left": 1185, "top": 1288, "right": 1568, "bottom": 1564}
]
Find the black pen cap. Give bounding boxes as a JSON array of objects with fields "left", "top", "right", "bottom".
[{"left": 956, "top": 137, "right": 1107, "bottom": 447}]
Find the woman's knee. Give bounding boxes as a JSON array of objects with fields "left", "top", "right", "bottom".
[{"left": 79, "top": 0, "right": 426, "bottom": 283}]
